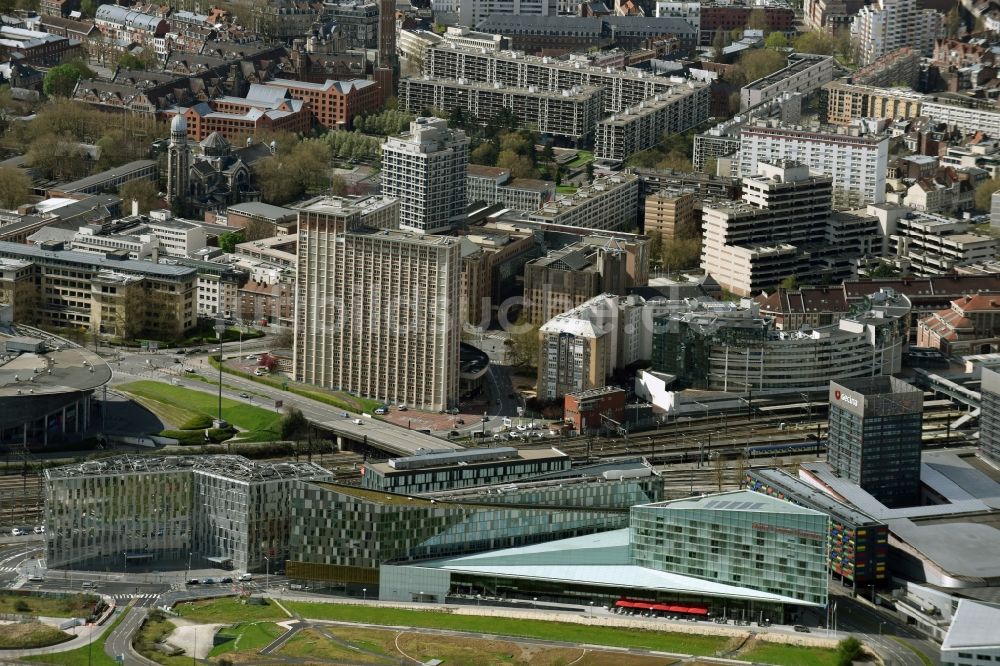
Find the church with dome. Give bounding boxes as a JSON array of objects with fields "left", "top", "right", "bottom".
[{"left": 166, "top": 114, "right": 275, "bottom": 218}]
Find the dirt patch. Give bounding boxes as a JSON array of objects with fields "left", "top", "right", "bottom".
[{"left": 0, "top": 621, "right": 71, "bottom": 649}]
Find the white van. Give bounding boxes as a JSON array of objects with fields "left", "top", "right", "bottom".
[
  {"left": 353, "top": 419, "right": 363, "bottom": 425},
  {"left": 10, "top": 528, "right": 22, "bottom": 536},
  {"left": 238, "top": 573, "right": 252, "bottom": 582}
]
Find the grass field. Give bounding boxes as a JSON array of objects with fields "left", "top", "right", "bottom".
[
  {"left": 209, "top": 621, "right": 284, "bottom": 657},
  {"left": 0, "top": 592, "right": 100, "bottom": 619},
  {"left": 25, "top": 607, "right": 128, "bottom": 666},
  {"left": 280, "top": 628, "right": 387, "bottom": 664},
  {"left": 211, "top": 356, "right": 383, "bottom": 414},
  {"left": 282, "top": 602, "right": 728, "bottom": 656},
  {"left": 566, "top": 150, "right": 594, "bottom": 168},
  {"left": 118, "top": 381, "right": 282, "bottom": 440},
  {"left": 739, "top": 641, "right": 840, "bottom": 666},
  {"left": 555, "top": 184, "right": 578, "bottom": 194},
  {"left": 0, "top": 623, "right": 71, "bottom": 649},
  {"left": 173, "top": 597, "right": 288, "bottom": 624}
]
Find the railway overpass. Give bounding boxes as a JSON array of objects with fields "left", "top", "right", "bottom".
[{"left": 313, "top": 414, "right": 464, "bottom": 458}]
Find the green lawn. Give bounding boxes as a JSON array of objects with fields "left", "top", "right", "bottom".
[
  {"left": 566, "top": 150, "right": 594, "bottom": 168},
  {"left": 210, "top": 355, "right": 384, "bottom": 414},
  {"left": 172, "top": 597, "right": 288, "bottom": 624},
  {"left": 25, "top": 607, "right": 128, "bottom": 666},
  {"left": 556, "top": 184, "right": 578, "bottom": 194},
  {"left": 118, "top": 381, "right": 282, "bottom": 440},
  {"left": 209, "top": 621, "right": 285, "bottom": 656},
  {"left": 0, "top": 592, "right": 101, "bottom": 618},
  {"left": 740, "top": 642, "right": 839, "bottom": 666},
  {"left": 282, "top": 602, "right": 726, "bottom": 656},
  {"left": 0, "top": 623, "right": 71, "bottom": 649}
]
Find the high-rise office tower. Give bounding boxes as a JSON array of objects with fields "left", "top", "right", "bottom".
[
  {"left": 981, "top": 367, "right": 1000, "bottom": 466},
  {"left": 828, "top": 376, "right": 923, "bottom": 507},
  {"left": 381, "top": 118, "right": 468, "bottom": 234},
  {"left": 293, "top": 196, "right": 461, "bottom": 411},
  {"left": 375, "top": 0, "right": 396, "bottom": 103}
]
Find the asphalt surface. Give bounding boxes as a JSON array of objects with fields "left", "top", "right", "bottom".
[{"left": 830, "top": 586, "right": 941, "bottom": 666}]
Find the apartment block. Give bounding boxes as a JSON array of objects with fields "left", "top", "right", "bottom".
[
  {"left": 0, "top": 240, "right": 197, "bottom": 338},
  {"left": 460, "top": 225, "right": 536, "bottom": 326},
  {"left": 804, "top": 0, "right": 870, "bottom": 31},
  {"left": 423, "top": 44, "right": 680, "bottom": 114},
  {"left": 739, "top": 121, "right": 889, "bottom": 208},
  {"left": 381, "top": 118, "right": 469, "bottom": 234},
  {"left": 293, "top": 197, "right": 461, "bottom": 412},
  {"left": 595, "top": 82, "right": 711, "bottom": 162},
  {"left": 524, "top": 242, "right": 629, "bottom": 325},
  {"left": 850, "top": 0, "right": 942, "bottom": 66},
  {"left": 852, "top": 47, "right": 921, "bottom": 88},
  {"left": 821, "top": 82, "right": 924, "bottom": 126},
  {"left": 702, "top": 161, "right": 879, "bottom": 296},
  {"left": 459, "top": 0, "right": 556, "bottom": 33},
  {"left": 699, "top": 4, "right": 795, "bottom": 46},
  {"left": 94, "top": 5, "right": 168, "bottom": 46},
  {"left": 538, "top": 293, "right": 642, "bottom": 399},
  {"left": 466, "top": 165, "right": 554, "bottom": 212},
  {"left": 643, "top": 188, "right": 696, "bottom": 246},
  {"left": 875, "top": 207, "right": 999, "bottom": 275},
  {"left": 982, "top": 367, "right": 1000, "bottom": 467},
  {"left": 262, "top": 78, "right": 380, "bottom": 130},
  {"left": 921, "top": 98, "right": 1000, "bottom": 137},
  {"left": 528, "top": 173, "right": 640, "bottom": 232},
  {"left": 398, "top": 77, "right": 603, "bottom": 141},
  {"left": 740, "top": 54, "right": 835, "bottom": 111}
]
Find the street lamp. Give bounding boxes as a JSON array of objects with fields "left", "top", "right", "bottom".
[
  {"left": 879, "top": 621, "right": 886, "bottom": 638},
  {"left": 264, "top": 556, "right": 269, "bottom": 593},
  {"left": 362, "top": 587, "right": 367, "bottom": 601},
  {"left": 589, "top": 601, "right": 594, "bottom": 616},
  {"left": 214, "top": 320, "right": 226, "bottom": 425},
  {"left": 533, "top": 597, "right": 537, "bottom": 609}
]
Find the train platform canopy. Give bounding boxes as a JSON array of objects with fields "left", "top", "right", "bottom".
[{"left": 397, "top": 529, "right": 818, "bottom": 606}]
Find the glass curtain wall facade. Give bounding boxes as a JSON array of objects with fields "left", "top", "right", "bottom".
[
  {"left": 630, "top": 492, "right": 829, "bottom": 606},
  {"left": 45, "top": 456, "right": 331, "bottom": 571}
]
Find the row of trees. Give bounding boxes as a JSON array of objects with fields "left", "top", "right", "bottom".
[{"left": 352, "top": 108, "right": 414, "bottom": 136}]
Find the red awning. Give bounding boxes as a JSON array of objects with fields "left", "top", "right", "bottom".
[
  {"left": 686, "top": 606, "right": 710, "bottom": 616},
  {"left": 650, "top": 604, "right": 672, "bottom": 612}
]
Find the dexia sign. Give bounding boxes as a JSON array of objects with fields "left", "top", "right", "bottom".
[{"left": 834, "top": 389, "right": 859, "bottom": 408}]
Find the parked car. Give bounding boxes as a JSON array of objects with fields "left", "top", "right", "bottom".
[
  {"left": 794, "top": 625, "right": 810, "bottom": 633},
  {"left": 201, "top": 577, "right": 215, "bottom": 585},
  {"left": 32, "top": 526, "right": 43, "bottom": 534},
  {"left": 10, "top": 528, "right": 22, "bottom": 536},
  {"left": 374, "top": 407, "right": 387, "bottom": 415},
  {"left": 220, "top": 576, "right": 233, "bottom": 584},
  {"left": 397, "top": 404, "right": 407, "bottom": 411}
]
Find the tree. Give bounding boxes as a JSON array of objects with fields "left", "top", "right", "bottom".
[
  {"left": 471, "top": 141, "right": 499, "bottom": 166},
  {"left": 711, "top": 30, "right": 730, "bottom": 61},
  {"left": 497, "top": 150, "right": 538, "bottom": 179},
  {"left": 273, "top": 328, "right": 294, "bottom": 349},
  {"left": 258, "top": 353, "right": 279, "bottom": 371},
  {"left": 508, "top": 317, "right": 540, "bottom": 369},
  {"left": 764, "top": 32, "right": 788, "bottom": 49},
  {"left": 331, "top": 175, "right": 348, "bottom": 196},
  {"left": 869, "top": 261, "right": 899, "bottom": 278},
  {"left": 0, "top": 166, "right": 30, "bottom": 209},
  {"left": 746, "top": 7, "right": 769, "bottom": 32},
  {"left": 42, "top": 62, "right": 90, "bottom": 97},
  {"left": 794, "top": 30, "right": 837, "bottom": 55},
  {"left": 656, "top": 152, "right": 693, "bottom": 172},
  {"left": 662, "top": 238, "right": 702, "bottom": 271},
  {"left": 836, "top": 637, "right": 863, "bottom": 666},
  {"left": 648, "top": 232, "right": 664, "bottom": 269},
  {"left": 24, "top": 134, "right": 89, "bottom": 181},
  {"left": 117, "top": 53, "right": 147, "bottom": 71},
  {"left": 779, "top": 275, "right": 798, "bottom": 290},
  {"left": 945, "top": 5, "right": 963, "bottom": 38},
  {"left": 218, "top": 230, "right": 245, "bottom": 253},
  {"left": 974, "top": 176, "right": 1000, "bottom": 211},
  {"left": 736, "top": 48, "right": 786, "bottom": 84},
  {"left": 119, "top": 179, "right": 160, "bottom": 215},
  {"left": 280, "top": 407, "right": 309, "bottom": 460}
]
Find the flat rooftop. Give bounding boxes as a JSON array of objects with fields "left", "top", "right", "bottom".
[
  {"left": 369, "top": 447, "right": 566, "bottom": 475},
  {"left": 640, "top": 489, "right": 825, "bottom": 517},
  {"left": 747, "top": 468, "right": 881, "bottom": 527},
  {"left": 942, "top": 600, "right": 1000, "bottom": 652},
  {"left": 45, "top": 454, "right": 330, "bottom": 482},
  {"left": 313, "top": 416, "right": 464, "bottom": 457},
  {"left": 0, "top": 334, "right": 111, "bottom": 399}
]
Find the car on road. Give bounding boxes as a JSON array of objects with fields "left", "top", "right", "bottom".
[
  {"left": 184, "top": 368, "right": 196, "bottom": 373},
  {"left": 449, "top": 430, "right": 460, "bottom": 437},
  {"left": 187, "top": 579, "right": 200, "bottom": 585},
  {"left": 190, "top": 348, "right": 204, "bottom": 354},
  {"left": 220, "top": 576, "right": 233, "bottom": 584},
  {"left": 353, "top": 419, "right": 363, "bottom": 425},
  {"left": 516, "top": 425, "right": 528, "bottom": 431},
  {"left": 81, "top": 581, "right": 97, "bottom": 589},
  {"left": 10, "top": 528, "right": 22, "bottom": 536},
  {"left": 27, "top": 575, "right": 43, "bottom": 582},
  {"left": 173, "top": 358, "right": 182, "bottom": 364},
  {"left": 455, "top": 418, "right": 465, "bottom": 425},
  {"left": 397, "top": 404, "right": 407, "bottom": 411},
  {"left": 201, "top": 577, "right": 215, "bottom": 584},
  {"left": 245, "top": 355, "right": 258, "bottom": 360},
  {"left": 238, "top": 392, "right": 250, "bottom": 399},
  {"left": 793, "top": 625, "right": 810, "bottom": 633},
  {"left": 238, "top": 573, "right": 252, "bottom": 582},
  {"left": 210, "top": 347, "right": 221, "bottom": 353},
  {"left": 33, "top": 526, "right": 43, "bottom": 534}
]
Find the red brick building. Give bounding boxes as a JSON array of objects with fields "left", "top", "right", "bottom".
[
  {"left": 564, "top": 386, "right": 626, "bottom": 433},
  {"left": 699, "top": 5, "right": 795, "bottom": 45},
  {"left": 917, "top": 294, "right": 1000, "bottom": 356},
  {"left": 167, "top": 84, "right": 312, "bottom": 141},
  {"left": 239, "top": 279, "right": 295, "bottom": 327},
  {"left": 261, "top": 78, "right": 380, "bottom": 129}
]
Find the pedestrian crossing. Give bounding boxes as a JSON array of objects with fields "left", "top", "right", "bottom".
[
  {"left": 0, "top": 566, "right": 18, "bottom": 573},
  {"left": 111, "top": 593, "right": 158, "bottom": 601}
]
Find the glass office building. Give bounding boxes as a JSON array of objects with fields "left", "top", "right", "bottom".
[
  {"left": 631, "top": 491, "right": 829, "bottom": 606},
  {"left": 287, "top": 481, "right": 627, "bottom": 585},
  {"left": 827, "top": 376, "right": 923, "bottom": 508},
  {"left": 44, "top": 456, "right": 330, "bottom": 572},
  {"left": 981, "top": 367, "right": 1000, "bottom": 467}
]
